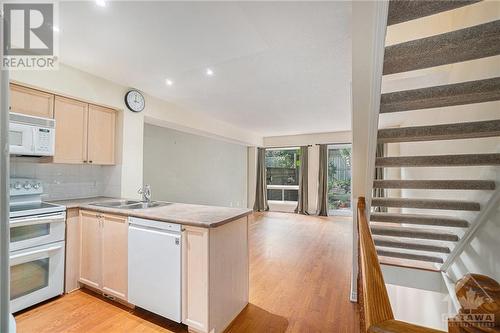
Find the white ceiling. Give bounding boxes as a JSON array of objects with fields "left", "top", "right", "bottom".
[{"left": 59, "top": 1, "right": 352, "bottom": 137}]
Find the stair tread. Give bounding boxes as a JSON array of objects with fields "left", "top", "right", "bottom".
[
  {"left": 373, "top": 179, "right": 496, "bottom": 190},
  {"left": 376, "top": 153, "right": 500, "bottom": 167},
  {"left": 370, "top": 225, "right": 460, "bottom": 241},
  {"left": 387, "top": 0, "right": 480, "bottom": 26},
  {"left": 380, "top": 77, "right": 500, "bottom": 113},
  {"left": 384, "top": 20, "right": 500, "bottom": 74},
  {"left": 371, "top": 212, "right": 469, "bottom": 227},
  {"left": 373, "top": 236, "right": 451, "bottom": 253},
  {"left": 379, "top": 256, "right": 440, "bottom": 272},
  {"left": 371, "top": 197, "right": 480, "bottom": 211},
  {"left": 376, "top": 249, "right": 444, "bottom": 263},
  {"left": 377, "top": 119, "right": 500, "bottom": 143}
]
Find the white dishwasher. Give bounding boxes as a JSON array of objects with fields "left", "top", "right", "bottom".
[{"left": 128, "top": 217, "right": 182, "bottom": 322}]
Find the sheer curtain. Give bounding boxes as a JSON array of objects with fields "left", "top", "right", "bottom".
[
  {"left": 253, "top": 148, "right": 269, "bottom": 212},
  {"left": 317, "top": 144, "right": 328, "bottom": 216},
  {"left": 295, "top": 146, "right": 309, "bottom": 214}
]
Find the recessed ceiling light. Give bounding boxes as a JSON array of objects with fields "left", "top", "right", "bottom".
[
  {"left": 165, "top": 79, "right": 174, "bottom": 86},
  {"left": 96, "top": 0, "right": 106, "bottom": 7},
  {"left": 206, "top": 68, "right": 214, "bottom": 76},
  {"left": 52, "top": 26, "right": 60, "bottom": 33}
]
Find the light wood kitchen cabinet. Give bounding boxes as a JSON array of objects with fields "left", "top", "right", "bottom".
[
  {"left": 52, "top": 97, "right": 116, "bottom": 165},
  {"left": 78, "top": 210, "right": 128, "bottom": 301},
  {"left": 53, "top": 96, "right": 88, "bottom": 164},
  {"left": 79, "top": 210, "right": 102, "bottom": 289},
  {"left": 65, "top": 208, "right": 81, "bottom": 293},
  {"left": 101, "top": 213, "right": 128, "bottom": 300},
  {"left": 10, "top": 83, "right": 54, "bottom": 118},
  {"left": 182, "top": 217, "right": 249, "bottom": 333},
  {"left": 182, "top": 226, "right": 209, "bottom": 332},
  {"left": 87, "top": 104, "right": 116, "bottom": 165}
]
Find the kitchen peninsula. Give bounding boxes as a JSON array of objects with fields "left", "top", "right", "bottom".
[{"left": 54, "top": 197, "right": 252, "bottom": 333}]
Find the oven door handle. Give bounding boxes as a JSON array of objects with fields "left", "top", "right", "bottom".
[
  {"left": 10, "top": 213, "right": 65, "bottom": 227},
  {"left": 10, "top": 244, "right": 63, "bottom": 260}
]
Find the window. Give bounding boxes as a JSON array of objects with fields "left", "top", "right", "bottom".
[
  {"left": 328, "top": 145, "right": 352, "bottom": 215},
  {"left": 265, "top": 148, "right": 300, "bottom": 202}
]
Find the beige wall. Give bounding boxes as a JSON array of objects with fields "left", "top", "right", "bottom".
[{"left": 143, "top": 124, "right": 247, "bottom": 208}]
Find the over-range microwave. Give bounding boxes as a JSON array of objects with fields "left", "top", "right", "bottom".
[{"left": 9, "top": 113, "right": 56, "bottom": 156}]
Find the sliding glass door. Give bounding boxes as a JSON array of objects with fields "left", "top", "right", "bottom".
[{"left": 327, "top": 144, "right": 352, "bottom": 216}]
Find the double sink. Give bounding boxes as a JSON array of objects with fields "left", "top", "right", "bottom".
[{"left": 90, "top": 199, "right": 170, "bottom": 210}]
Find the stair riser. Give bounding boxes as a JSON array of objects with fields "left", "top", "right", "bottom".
[
  {"left": 377, "top": 120, "right": 500, "bottom": 143},
  {"left": 384, "top": 20, "right": 500, "bottom": 74}
]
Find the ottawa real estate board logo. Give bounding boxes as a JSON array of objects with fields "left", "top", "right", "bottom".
[{"left": 2, "top": 2, "right": 59, "bottom": 70}]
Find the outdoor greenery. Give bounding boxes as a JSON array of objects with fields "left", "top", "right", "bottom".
[
  {"left": 265, "top": 149, "right": 300, "bottom": 201},
  {"left": 328, "top": 148, "right": 352, "bottom": 210}
]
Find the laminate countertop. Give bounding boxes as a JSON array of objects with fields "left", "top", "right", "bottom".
[{"left": 49, "top": 197, "right": 253, "bottom": 228}]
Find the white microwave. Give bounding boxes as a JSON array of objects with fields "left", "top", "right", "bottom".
[{"left": 9, "top": 113, "right": 55, "bottom": 156}]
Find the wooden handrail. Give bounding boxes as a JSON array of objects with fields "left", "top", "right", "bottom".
[
  {"left": 358, "top": 197, "right": 394, "bottom": 327},
  {"left": 357, "top": 197, "right": 446, "bottom": 333}
]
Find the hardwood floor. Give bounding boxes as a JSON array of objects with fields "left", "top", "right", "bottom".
[{"left": 15, "top": 212, "right": 360, "bottom": 333}]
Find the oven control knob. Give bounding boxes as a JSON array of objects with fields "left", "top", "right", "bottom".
[
  {"left": 14, "top": 182, "right": 22, "bottom": 190},
  {"left": 23, "top": 183, "right": 32, "bottom": 190},
  {"left": 33, "top": 183, "right": 41, "bottom": 190}
]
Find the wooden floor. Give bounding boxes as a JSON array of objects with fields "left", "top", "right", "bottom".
[{"left": 15, "top": 212, "right": 360, "bottom": 333}]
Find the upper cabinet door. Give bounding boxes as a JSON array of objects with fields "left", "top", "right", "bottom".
[
  {"left": 87, "top": 105, "right": 116, "bottom": 165},
  {"left": 53, "top": 96, "right": 88, "bottom": 164},
  {"left": 10, "top": 83, "right": 54, "bottom": 118}
]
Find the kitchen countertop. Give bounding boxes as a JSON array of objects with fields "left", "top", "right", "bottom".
[{"left": 50, "top": 197, "right": 253, "bottom": 228}]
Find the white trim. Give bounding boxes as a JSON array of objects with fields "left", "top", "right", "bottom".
[
  {"left": 441, "top": 186, "right": 500, "bottom": 272},
  {"left": 265, "top": 146, "right": 300, "bottom": 151},
  {"left": 328, "top": 143, "right": 351, "bottom": 149},
  {"left": 441, "top": 272, "right": 460, "bottom": 314},
  {"left": 350, "top": 0, "right": 389, "bottom": 304}
]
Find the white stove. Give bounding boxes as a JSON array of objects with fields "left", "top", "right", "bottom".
[{"left": 9, "top": 178, "right": 66, "bottom": 312}]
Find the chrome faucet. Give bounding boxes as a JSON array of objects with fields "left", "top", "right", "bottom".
[{"left": 138, "top": 184, "right": 152, "bottom": 203}]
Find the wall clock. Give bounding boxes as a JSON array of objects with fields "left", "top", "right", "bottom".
[{"left": 125, "top": 89, "right": 145, "bottom": 112}]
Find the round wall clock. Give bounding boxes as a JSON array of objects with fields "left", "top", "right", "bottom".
[{"left": 125, "top": 89, "right": 145, "bottom": 112}]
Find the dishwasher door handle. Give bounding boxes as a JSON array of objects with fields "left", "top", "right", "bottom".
[{"left": 129, "top": 224, "right": 181, "bottom": 238}]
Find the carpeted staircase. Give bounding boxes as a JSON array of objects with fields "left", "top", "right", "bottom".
[{"left": 370, "top": 0, "right": 500, "bottom": 271}]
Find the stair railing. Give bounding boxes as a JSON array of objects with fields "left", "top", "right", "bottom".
[
  {"left": 441, "top": 186, "right": 500, "bottom": 272},
  {"left": 357, "top": 197, "right": 446, "bottom": 333}
]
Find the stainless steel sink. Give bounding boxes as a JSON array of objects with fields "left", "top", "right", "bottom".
[
  {"left": 125, "top": 202, "right": 170, "bottom": 209},
  {"left": 89, "top": 200, "right": 170, "bottom": 210},
  {"left": 90, "top": 200, "right": 141, "bottom": 208}
]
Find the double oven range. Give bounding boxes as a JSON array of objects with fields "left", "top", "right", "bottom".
[{"left": 9, "top": 178, "right": 66, "bottom": 313}]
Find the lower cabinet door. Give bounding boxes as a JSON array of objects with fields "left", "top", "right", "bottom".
[
  {"left": 101, "top": 213, "right": 128, "bottom": 300},
  {"left": 79, "top": 210, "right": 102, "bottom": 289},
  {"left": 182, "top": 226, "right": 209, "bottom": 332}
]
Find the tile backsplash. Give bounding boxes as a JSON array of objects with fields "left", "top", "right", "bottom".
[{"left": 10, "top": 157, "right": 121, "bottom": 200}]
